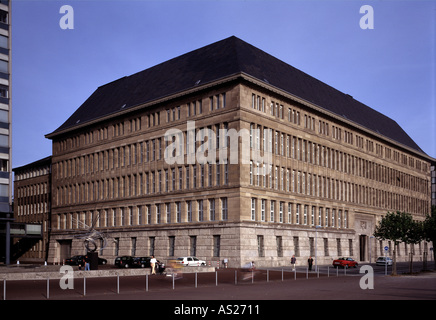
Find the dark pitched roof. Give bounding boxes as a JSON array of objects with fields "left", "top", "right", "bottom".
[
  {"left": 12, "top": 156, "right": 52, "bottom": 172},
  {"left": 47, "top": 36, "right": 424, "bottom": 155}
]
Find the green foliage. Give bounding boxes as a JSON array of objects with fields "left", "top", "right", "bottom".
[
  {"left": 423, "top": 206, "right": 436, "bottom": 243},
  {"left": 373, "top": 211, "right": 416, "bottom": 244}
]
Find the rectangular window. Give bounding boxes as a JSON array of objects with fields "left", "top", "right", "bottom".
[
  {"left": 276, "top": 236, "right": 283, "bottom": 257},
  {"left": 221, "top": 198, "right": 228, "bottom": 220},
  {"left": 257, "top": 235, "right": 264, "bottom": 257},
  {"left": 131, "top": 237, "right": 137, "bottom": 256},
  {"left": 190, "top": 236, "right": 197, "bottom": 256},
  {"left": 251, "top": 198, "right": 256, "bottom": 221},
  {"left": 287, "top": 203, "right": 292, "bottom": 224},
  {"left": 198, "top": 200, "right": 203, "bottom": 221},
  {"left": 213, "top": 235, "right": 221, "bottom": 257},
  {"left": 149, "top": 237, "right": 155, "bottom": 256},
  {"left": 261, "top": 199, "right": 266, "bottom": 221},
  {"left": 270, "top": 200, "right": 275, "bottom": 222},
  {"left": 176, "top": 202, "right": 181, "bottom": 223},
  {"left": 187, "top": 201, "right": 192, "bottom": 222},
  {"left": 209, "top": 199, "right": 215, "bottom": 221},
  {"left": 169, "top": 236, "right": 175, "bottom": 256},
  {"left": 166, "top": 203, "right": 171, "bottom": 223},
  {"left": 156, "top": 204, "right": 161, "bottom": 224}
]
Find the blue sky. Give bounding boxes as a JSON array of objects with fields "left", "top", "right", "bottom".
[{"left": 11, "top": 0, "right": 436, "bottom": 168}]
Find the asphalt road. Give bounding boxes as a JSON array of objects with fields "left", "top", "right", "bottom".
[{"left": 2, "top": 262, "right": 435, "bottom": 301}]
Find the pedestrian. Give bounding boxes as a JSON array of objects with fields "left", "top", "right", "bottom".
[
  {"left": 308, "top": 256, "right": 313, "bottom": 271},
  {"left": 84, "top": 255, "right": 90, "bottom": 271},
  {"left": 290, "top": 255, "right": 296, "bottom": 271},
  {"left": 150, "top": 255, "right": 157, "bottom": 275}
]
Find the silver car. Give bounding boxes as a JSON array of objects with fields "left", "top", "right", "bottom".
[
  {"left": 176, "top": 256, "right": 206, "bottom": 266},
  {"left": 376, "top": 256, "right": 393, "bottom": 266}
]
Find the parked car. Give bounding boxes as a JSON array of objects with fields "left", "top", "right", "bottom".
[
  {"left": 132, "top": 256, "right": 151, "bottom": 268},
  {"left": 376, "top": 256, "right": 393, "bottom": 266},
  {"left": 332, "top": 257, "right": 358, "bottom": 268},
  {"left": 114, "top": 256, "right": 135, "bottom": 268},
  {"left": 65, "top": 255, "right": 107, "bottom": 266},
  {"left": 176, "top": 256, "right": 206, "bottom": 266}
]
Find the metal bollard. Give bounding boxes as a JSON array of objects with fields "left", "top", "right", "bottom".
[{"left": 47, "top": 277, "right": 50, "bottom": 299}]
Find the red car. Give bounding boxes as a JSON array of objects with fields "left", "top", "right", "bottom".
[{"left": 332, "top": 257, "right": 358, "bottom": 268}]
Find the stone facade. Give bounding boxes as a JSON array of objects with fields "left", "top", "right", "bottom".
[
  {"left": 43, "top": 38, "right": 433, "bottom": 268},
  {"left": 44, "top": 80, "right": 432, "bottom": 268}
]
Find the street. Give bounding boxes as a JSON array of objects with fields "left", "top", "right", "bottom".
[{"left": 1, "top": 261, "right": 434, "bottom": 303}]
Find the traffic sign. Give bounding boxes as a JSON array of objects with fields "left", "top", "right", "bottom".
[{"left": 384, "top": 246, "right": 389, "bottom": 252}]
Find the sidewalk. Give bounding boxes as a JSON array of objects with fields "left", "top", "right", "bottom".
[{"left": 0, "top": 263, "right": 215, "bottom": 280}]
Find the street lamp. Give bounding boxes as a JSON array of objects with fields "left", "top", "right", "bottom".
[{"left": 315, "top": 225, "right": 322, "bottom": 272}]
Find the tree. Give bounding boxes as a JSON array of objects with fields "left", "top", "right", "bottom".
[
  {"left": 373, "top": 211, "right": 415, "bottom": 275},
  {"left": 405, "top": 220, "right": 424, "bottom": 273},
  {"left": 423, "top": 206, "right": 436, "bottom": 270}
]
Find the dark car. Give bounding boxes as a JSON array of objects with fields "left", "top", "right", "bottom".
[
  {"left": 132, "top": 256, "right": 151, "bottom": 268},
  {"left": 65, "top": 255, "right": 107, "bottom": 266},
  {"left": 114, "top": 256, "right": 135, "bottom": 268}
]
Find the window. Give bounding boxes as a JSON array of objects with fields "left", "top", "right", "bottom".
[
  {"left": 270, "top": 200, "right": 275, "bottom": 222},
  {"left": 156, "top": 204, "right": 161, "bottom": 224},
  {"left": 293, "top": 236, "right": 300, "bottom": 257},
  {"left": 190, "top": 236, "right": 197, "bottom": 256},
  {"left": 251, "top": 198, "right": 256, "bottom": 220},
  {"left": 131, "top": 237, "right": 137, "bottom": 256},
  {"left": 0, "top": 59, "right": 7, "bottom": 73},
  {"left": 257, "top": 235, "right": 264, "bottom": 257},
  {"left": 221, "top": 198, "right": 228, "bottom": 220},
  {"left": 276, "top": 236, "right": 283, "bottom": 257},
  {"left": 166, "top": 203, "right": 171, "bottom": 223},
  {"left": 296, "top": 204, "right": 300, "bottom": 224},
  {"left": 213, "top": 235, "right": 221, "bottom": 257},
  {"left": 261, "top": 199, "right": 266, "bottom": 221},
  {"left": 176, "top": 202, "right": 181, "bottom": 223},
  {"left": 209, "top": 199, "right": 215, "bottom": 221},
  {"left": 149, "top": 237, "right": 155, "bottom": 256},
  {"left": 114, "top": 238, "right": 120, "bottom": 256},
  {"left": 198, "top": 200, "right": 204, "bottom": 221},
  {"left": 187, "top": 201, "right": 192, "bottom": 222},
  {"left": 169, "top": 236, "right": 175, "bottom": 256}
]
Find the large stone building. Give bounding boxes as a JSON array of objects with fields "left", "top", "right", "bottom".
[
  {"left": 12, "top": 156, "right": 51, "bottom": 262},
  {"left": 44, "top": 37, "right": 433, "bottom": 267}
]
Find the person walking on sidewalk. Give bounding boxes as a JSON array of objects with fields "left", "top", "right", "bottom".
[
  {"left": 308, "top": 256, "right": 313, "bottom": 271},
  {"left": 291, "top": 255, "right": 296, "bottom": 271},
  {"left": 150, "top": 255, "right": 157, "bottom": 275}
]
